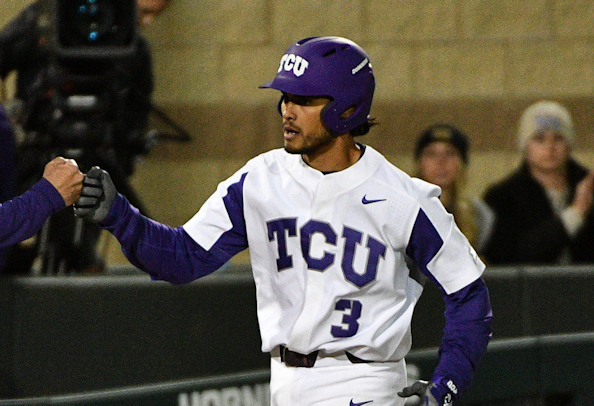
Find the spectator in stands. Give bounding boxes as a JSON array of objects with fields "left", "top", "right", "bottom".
[
  {"left": 414, "top": 123, "right": 494, "bottom": 254},
  {"left": 482, "top": 100, "right": 594, "bottom": 265}
]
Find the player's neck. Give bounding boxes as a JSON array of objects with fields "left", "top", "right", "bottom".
[{"left": 303, "top": 135, "right": 361, "bottom": 172}]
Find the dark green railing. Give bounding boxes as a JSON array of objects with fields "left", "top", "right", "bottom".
[
  {"left": 0, "top": 264, "right": 593, "bottom": 403},
  {"left": 407, "top": 332, "right": 594, "bottom": 406}
]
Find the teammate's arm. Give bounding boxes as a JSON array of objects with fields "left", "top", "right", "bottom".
[
  {"left": 0, "top": 157, "right": 83, "bottom": 248},
  {"left": 0, "top": 180, "right": 62, "bottom": 247}
]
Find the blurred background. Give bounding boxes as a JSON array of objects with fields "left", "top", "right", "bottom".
[{"left": 4, "top": 0, "right": 594, "bottom": 267}]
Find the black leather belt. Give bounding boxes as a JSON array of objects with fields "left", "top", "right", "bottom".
[
  {"left": 280, "top": 345, "right": 318, "bottom": 367},
  {"left": 279, "top": 345, "right": 371, "bottom": 368}
]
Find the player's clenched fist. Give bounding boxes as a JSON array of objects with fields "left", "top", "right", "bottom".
[
  {"left": 42, "top": 157, "right": 84, "bottom": 207},
  {"left": 74, "top": 166, "right": 117, "bottom": 223}
]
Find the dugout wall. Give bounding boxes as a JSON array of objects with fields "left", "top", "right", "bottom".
[{"left": 0, "top": 265, "right": 593, "bottom": 399}]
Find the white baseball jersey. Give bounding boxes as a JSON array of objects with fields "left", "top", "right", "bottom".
[{"left": 182, "top": 144, "right": 485, "bottom": 361}]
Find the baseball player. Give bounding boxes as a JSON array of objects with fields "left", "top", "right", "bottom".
[{"left": 75, "top": 36, "right": 492, "bottom": 405}]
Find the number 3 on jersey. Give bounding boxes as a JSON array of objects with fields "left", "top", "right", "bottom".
[{"left": 331, "top": 299, "right": 362, "bottom": 337}]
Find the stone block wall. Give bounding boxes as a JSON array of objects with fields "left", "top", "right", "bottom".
[{"left": 3, "top": 0, "right": 594, "bottom": 264}]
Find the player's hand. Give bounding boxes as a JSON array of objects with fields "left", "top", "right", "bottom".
[
  {"left": 74, "top": 166, "right": 117, "bottom": 223},
  {"left": 42, "top": 157, "right": 84, "bottom": 206},
  {"left": 397, "top": 380, "right": 441, "bottom": 406}
]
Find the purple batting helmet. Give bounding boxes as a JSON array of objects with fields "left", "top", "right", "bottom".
[{"left": 259, "top": 36, "right": 375, "bottom": 135}]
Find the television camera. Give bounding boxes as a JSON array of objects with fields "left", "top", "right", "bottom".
[{"left": 7, "top": 0, "right": 169, "bottom": 275}]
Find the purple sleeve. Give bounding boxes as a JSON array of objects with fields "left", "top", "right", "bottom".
[
  {"left": 406, "top": 209, "right": 492, "bottom": 399},
  {"left": 100, "top": 192, "right": 248, "bottom": 284},
  {"left": 0, "top": 178, "right": 65, "bottom": 248},
  {"left": 431, "top": 278, "right": 492, "bottom": 400}
]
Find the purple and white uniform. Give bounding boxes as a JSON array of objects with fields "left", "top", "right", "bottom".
[{"left": 102, "top": 144, "right": 492, "bottom": 405}]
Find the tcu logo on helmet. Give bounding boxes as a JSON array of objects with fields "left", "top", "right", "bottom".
[{"left": 277, "top": 54, "right": 309, "bottom": 77}]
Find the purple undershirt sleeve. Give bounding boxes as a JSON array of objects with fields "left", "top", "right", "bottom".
[
  {"left": 431, "top": 277, "right": 492, "bottom": 399},
  {"left": 0, "top": 178, "right": 65, "bottom": 248},
  {"left": 100, "top": 194, "right": 246, "bottom": 284},
  {"left": 406, "top": 208, "right": 493, "bottom": 399}
]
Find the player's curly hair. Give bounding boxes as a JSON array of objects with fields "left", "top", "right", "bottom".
[{"left": 350, "top": 117, "right": 377, "bottom": 137}]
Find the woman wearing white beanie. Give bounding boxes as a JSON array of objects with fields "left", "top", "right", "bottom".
[{"left": 482, "top": 100, "right": 594, "bottom": 265}]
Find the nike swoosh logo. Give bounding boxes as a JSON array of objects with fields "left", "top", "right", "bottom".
[
  {"left": 350, "top": 400, "right": 373, "bottom": 406},
  {"left": 362, "top": 195, "right": 386, "bottom": 204}
]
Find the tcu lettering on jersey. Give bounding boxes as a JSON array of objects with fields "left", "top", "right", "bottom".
[
  {"left": 267, "top": 217, "right": 386, "bottom": 288},
  {"left": 276, "top": 54, "right": 309, "bottom": 77}
]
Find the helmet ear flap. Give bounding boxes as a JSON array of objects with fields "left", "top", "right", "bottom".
[
  {"left": 277, "top": 95, "right": 366, "bottom": 135},
  {"left": 321, "top": 99, "right": 367, "bottom": 135}
]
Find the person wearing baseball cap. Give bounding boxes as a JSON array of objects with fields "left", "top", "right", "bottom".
[
  {"left": 414, "top": 124, "right": 494, "bottom": 253},
  {"left": 482, "top": 100, "right": 594, "bottom": 265}
]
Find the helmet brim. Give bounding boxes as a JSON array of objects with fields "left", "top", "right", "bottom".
[{"left": 259, "top": 76, "right": 330, "bottom": 98}]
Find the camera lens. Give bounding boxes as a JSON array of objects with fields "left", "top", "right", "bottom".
[
  {"left": 58, "top": 0, "right": 135, "bottom": 46},
  {"left": 70, "top": 0, "right": 115, "bottom": 44},
  {"left": 56, "top": 0, "right": 137, "bottom": 55}
]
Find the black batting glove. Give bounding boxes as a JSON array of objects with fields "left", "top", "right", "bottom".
[
  {"left": 398, "top": 380, "right": 443, "bottom": 406},
  {"left": 74, "top": 166, "right": 117, "bottom": 223}
]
